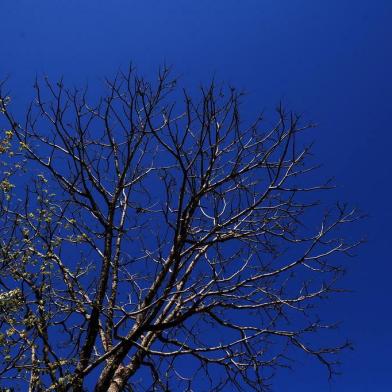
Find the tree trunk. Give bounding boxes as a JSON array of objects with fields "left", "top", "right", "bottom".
[{"left": 106, "top": 365, "right": 129, "bottom": 392}]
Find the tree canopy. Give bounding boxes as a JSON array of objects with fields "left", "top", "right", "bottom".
[{"left": 0, "top": 68, "right": 361, "bottom": 391}]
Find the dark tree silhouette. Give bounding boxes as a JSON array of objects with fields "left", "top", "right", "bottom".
[{"left": 0, "top": 68, "right": 361, "bottom": 391}]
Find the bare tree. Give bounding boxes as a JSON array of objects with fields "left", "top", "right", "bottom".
[{"left": 0, "top": 68, "right": 361, "bottom": 391}]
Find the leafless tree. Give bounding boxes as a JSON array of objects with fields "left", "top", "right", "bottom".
[{"left": 0, "top": 68, "right": 361, "bottom": 391}]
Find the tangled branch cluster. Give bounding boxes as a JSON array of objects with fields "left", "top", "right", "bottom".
[{"left": 0, "top": 68, "right": 360, "bottom": 391}]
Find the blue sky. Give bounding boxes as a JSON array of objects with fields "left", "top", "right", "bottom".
[{"left": 1, "top": 1, "right": 391, "bottom": 390}]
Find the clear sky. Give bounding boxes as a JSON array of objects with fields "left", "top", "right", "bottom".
[{"left": 1, "top": 1, "right": 391, "bottom": 390}]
